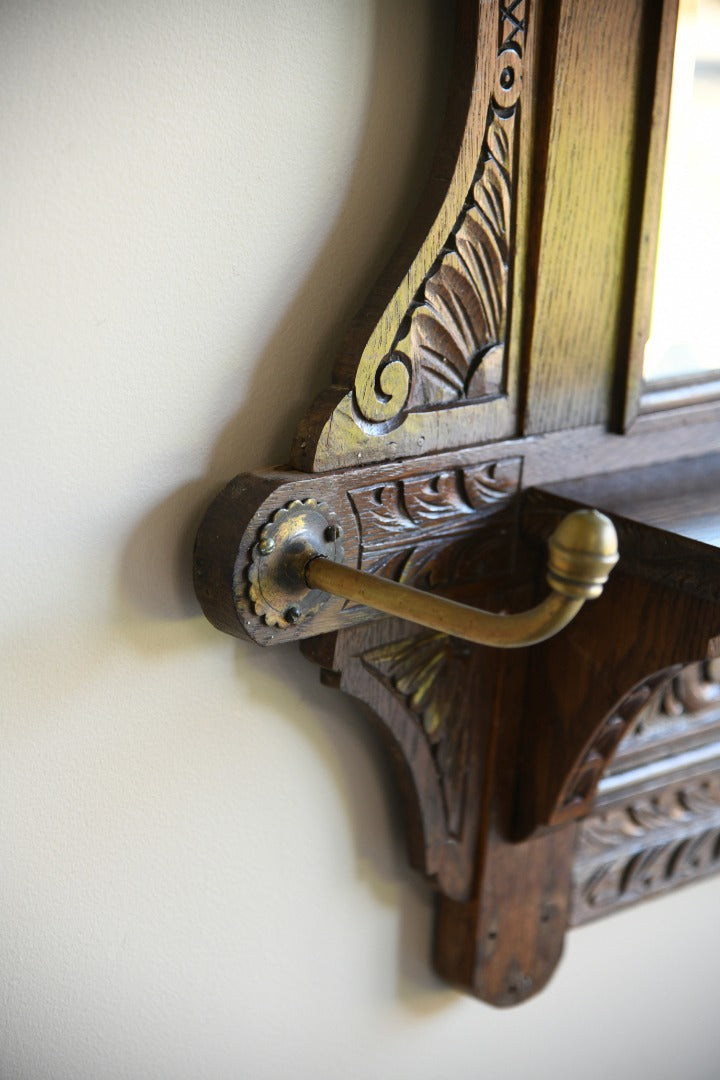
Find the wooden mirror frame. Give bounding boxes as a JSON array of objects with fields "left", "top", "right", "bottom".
[{"left": 194, "top": 0, "right": 720, "bottom": 1006}]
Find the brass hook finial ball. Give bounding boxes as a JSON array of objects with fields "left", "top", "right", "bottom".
[{"left": 546, "top": 509, "right": 619, "bottom": 600}]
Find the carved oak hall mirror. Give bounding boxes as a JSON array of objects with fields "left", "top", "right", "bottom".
[{"left": 194, "top": 1, "right": 720, "bottom": 1006}]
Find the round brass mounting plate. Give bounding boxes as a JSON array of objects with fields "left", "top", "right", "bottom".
[{"left": 247, "top": 499, "right": 344, "bottom": 628}]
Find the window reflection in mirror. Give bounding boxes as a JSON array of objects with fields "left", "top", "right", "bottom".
[{"left": 644, "top": 0, "right": 720, "bottom": 383}]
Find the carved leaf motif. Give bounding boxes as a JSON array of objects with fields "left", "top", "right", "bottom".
[
  {"left": 617, "top": 661, "right": 720, "bottom": 756},
  {"left": 561, "top": 659, "right": 720, "bottom": 818},
  {"left": 342, "top": 460, "right": 520, "bottom": 613},
  {"left": 557, "top": 658, "right": 720, "bottom": 822},
  {"left": 463, "top": 458, "right": 522, "bottom": 506},
  {"left": 362, "top": 631, "right": 473, "bottom": 838},
  {"left": 397, "top": 118, "right": 512, "bottom": 406},
  {"left": 405, "top": 471, "right": 480, "bottom": 525},
  {"left": 558, "top": 709, "right": 638, "bottom": 814},
  {"left": 570, "top": 661, "right": 720, "bottom": 923},
  {"left": 347, "top": 472, "right": 469, "bottom": 544},
  {"left": 347, "top": 460, "right": 521, "bottom": 550},
  {"left": 574, "top": 826, "right": 720, "bottom": 918},
  {"left": 577, "top": 776, "right": 720, "bottom": 857},
  {"left": 555, "top": 676, "right": 668, "bottom": 818},
  {"left": 347, "top": 1, "right": 526, "bottom": 433}
]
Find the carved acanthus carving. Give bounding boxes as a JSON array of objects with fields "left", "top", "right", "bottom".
[
  {"left": 570, "top": 659, "right": 720, "bottom": 924},
  {"left": 349, "top": 460, "right": 520, "bottom": 544},
  {"left": 552, "top": 677, "right": 669, "bottom": 821},
  {"left": 347, "top": 458, "right": 521, "bottom": 590},
  {"left": 577, "top": 777, "right": 720, "bottom": 857},
  {"left": 610, "top": 660, "right": 720, "bottom": 767},
  {"left": 570, "top": 773, "right": 720, "bottom": 924},
  {"left": 550, "top": 663, "right": 720, "bottom": 824},
  {"left": 303, "top": 616, "right": 489, "bottom": 902},
  {"left": 291, "top": 0, "right": 529, "bottom": 471},
  {"left": 362, "top": 631, "right": 473, "bottom": 838},
  {"left": 353, "top": 4, "right": 524, "bottom": 428}
]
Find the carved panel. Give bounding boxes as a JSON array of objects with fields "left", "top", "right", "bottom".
[
  {"left": 362, "top": 631, "right": 473, "bottom": 838},
  {"left": 570, "top": 772, "right": 720, "bottom": 924},
  {"left": 303, "top": 616, "right": 493, "bottom": 902},
  {"left": 570, "top": 660, "right": 720, "bottom": 925},
  {"left": 608, "top": 660, "right": 720, "bottom": 771},
  {"left": 551, "top": 663, "right": 720, "bottom": 824},
  {"left": 386, "top": 62, "right": 520, "bottom": 409},
  {"left": 551, "top": 674, "right": 671, "bottom": 822},
  {"left": 349, "top": 459, "right": 521, "bottom": 546},
  {"left": 353, "top": 3, "right": 525, "bottom": 425},
  {"left": 293, "top": 0, "right": 529, "bottom": 471},
  {"left": 347, "top": 457, "right": 521, "bottom": 592},
  {"left": 556, "top": 663, "right": 720, "bottom": 823}
]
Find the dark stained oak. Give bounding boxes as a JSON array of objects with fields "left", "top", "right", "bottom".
[
  {"left": 193, "top": 0, "right": 720, "bottom": 1005},
  {"left": 570, "top": 661, "right": 720, "bottom": 925},
  {"left": 543, "top": 451, "right": 720, "bottom": 548},
  {"left": 523, "top": 0, "right": 646, "bottom": 433}
]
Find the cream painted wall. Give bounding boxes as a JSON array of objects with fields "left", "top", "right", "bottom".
[{"left": 2, "top": 3, "right": 719, "bottom": 1078}]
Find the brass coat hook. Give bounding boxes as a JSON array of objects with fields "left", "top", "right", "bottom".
[{"left": 247, "top": 499, "right": 619, "bottom": 648}]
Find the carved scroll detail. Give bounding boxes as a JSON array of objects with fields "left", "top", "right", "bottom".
[
  {"left": 396, "top": 114, "right": 512, "bottom": 406},
  {"left": 352, "top": 1, "right": 525, "bottom": 429},
  {"left": 611, "top": 660, "right": 720, "bottom": 763},
  {"left": 553, "top": 679, "right": 666, "bottom": 820},
  {"left": 362, "top": 631, "right": 473, "bottom": 839},
  {"left": 571, "top": 774, "right": 720, "bottom": 924},
  {"left": 554, "top": 663, "right": 720, "bottom": 822},
  {"left": 345, "top": 458, "right": 521, "bottom": 598},
  {"left": 569, "top": 660, "right": 720, "bottom": 924},
  {"left": 577, "top": 778, "right": 720, "bottom": 857},
  {"left": 348, "top": 459, "right": 521, "bottom": 548}
]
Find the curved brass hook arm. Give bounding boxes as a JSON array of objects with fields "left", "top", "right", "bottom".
[
  {"left": 305, "top": 509, "right": 618, "bottom": 649},
  {"left": 307, "top": 559, "right": 582, "bottom": 648}
]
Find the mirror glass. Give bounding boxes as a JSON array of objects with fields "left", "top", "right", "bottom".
[{"left": 644, "top": 0, "right": 720, "bottom": 383}]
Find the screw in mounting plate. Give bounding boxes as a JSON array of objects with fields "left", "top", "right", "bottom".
[{"left": 284, "top": 606, "right": 302, "bottom": 625}]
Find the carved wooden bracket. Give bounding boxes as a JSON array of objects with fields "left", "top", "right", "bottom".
[{"left": 194, "top": 0, "right": 720, "bottom": 1005}]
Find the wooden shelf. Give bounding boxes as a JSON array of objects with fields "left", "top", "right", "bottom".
[{"left": 543, "top": 452, "right": 720, "bottom": 549}]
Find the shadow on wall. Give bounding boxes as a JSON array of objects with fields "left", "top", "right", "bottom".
[
  {"left": 233, "top": 641, "right": 453, "bottom": 1014},
  {"left": 115, "top": 0, "right": 457, "bottom": 1015},
  {"left": 118, "top": 0, "right": 453, "bottom": 625}
]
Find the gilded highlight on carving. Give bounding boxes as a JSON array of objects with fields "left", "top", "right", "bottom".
[
  {"left": 362, "top": 630, "right": 473, "bottom": 838},
  {"left": 352, "top": 0, "right": 525, "bottom": 429},
  {"left": 392, "top": 118, "right": 512, "bottom": 407}
]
